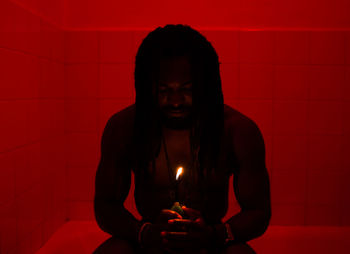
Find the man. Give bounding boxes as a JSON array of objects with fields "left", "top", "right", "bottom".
[{"left": 93, "top": 24, "right": 271, "bottom": 254}]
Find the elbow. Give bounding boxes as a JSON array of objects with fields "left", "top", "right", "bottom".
[
  {"left": 248, "top": 208, "right": 271, "bottom": 241},
  {"left": 94, "top": 198, "right": 105, "bottom": 231},
  {"left": 94, "top": 197, "right": 114, "bottom": 233},
  {"left": 93, "top": 197, "right": 125, "bottom": 236},
  {"left": 257, "top": 209, "right": 271, "bottom": 237}
]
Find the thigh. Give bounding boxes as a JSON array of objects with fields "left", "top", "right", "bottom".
[
  {"left": 139, "top": 246, "right": 166, "bottom": 254},
  {"left": 141, "top": 246, "right": 206, "bottom": 254},
  {"left": 93, "top": 237, "right": 139, "bottom": 254},
  {"left": 221, "top": 242, "right": 257, "bottom": 254}
]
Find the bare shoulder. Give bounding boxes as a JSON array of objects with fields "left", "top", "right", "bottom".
[
  {"left": 106, "top": 104, "right": 135, "bottom": 129},
  {"left": 223, "top": 104, "right": 266, "bottom": 166},
  {"left": 223, "top": 104, "right": 260, "bottom": 134},
  {"left": 101, "top": 104, "right": 136, "bottom": 153},
  {"left": 103, "top": 104, "right": 136, "bottom": 137}
]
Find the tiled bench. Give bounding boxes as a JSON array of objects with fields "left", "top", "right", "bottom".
[{"left": 36, "top": 221, "right": 350, "bottom": 254}]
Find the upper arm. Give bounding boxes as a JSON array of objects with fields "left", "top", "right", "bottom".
[
  {"left": 94, "top": 114, "right": 132, "bottom": 204},
  {"left": 231, "top": 117, "right": 271, "bottom": 215}
]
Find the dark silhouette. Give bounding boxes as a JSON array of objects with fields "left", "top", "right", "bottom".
[{"left": 93, "top": 24, "right": 271, "bottom": 254}]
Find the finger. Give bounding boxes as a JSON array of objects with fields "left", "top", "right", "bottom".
[
  {"left": 182, "top": 207, "right": 201, "bottom": 216},
  {"left": 159, "top": 209, "right": 183, "bottom": 221},
  {"left": 163, "top": 231, "right": 203, "bottom": 241},
  {"left": 168, "top": 219, "right": 193, "bottom": 225},
  {"left": 168, "top": 219, "right": 194, "bottom": 231},
  {"left": 163, "top": 231, "right": 190, "bottom": 241},
  {"left": 182, "top": 207, "right": 201, "bottom": 219},
  {"left": 168, "top": 219, "right": 203, "bottom": 231},
  {"left": 162, "top": 232, "right": 201, "bottom": 250},
  {"left": 161, "top": 209, "right": 183, "bottom": 218}
]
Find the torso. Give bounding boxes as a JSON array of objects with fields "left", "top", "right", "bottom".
[{"left": 125, "top": 104, "right": 241, "bottom": 224}]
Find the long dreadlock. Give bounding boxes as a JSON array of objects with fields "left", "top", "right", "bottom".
[{"left": 132, "top": 24, "right": 224, "bottom": 184}]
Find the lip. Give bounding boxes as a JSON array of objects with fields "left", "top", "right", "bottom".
[
  {"left": 169, "top": 110, "right": 184, "bottom": 113},
  {"left": 168, "top": 110, "right": 186, "bottom": 114},
  {"left": 168, "top": 110, "right": 187, "bottom": 116}
]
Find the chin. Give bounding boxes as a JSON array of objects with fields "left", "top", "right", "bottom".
[{"left": 163, "top": 116, "right": 192, "bottom": 129}]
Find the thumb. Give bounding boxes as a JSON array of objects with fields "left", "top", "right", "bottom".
[{"left": 182, "top": 207, "right": 201, "bottom": 220}]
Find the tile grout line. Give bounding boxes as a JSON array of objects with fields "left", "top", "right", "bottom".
[
  {"left": 270, "top": 31, "right": 276, "bottom": 182},
  {"left": 304, "top": 31, "right": 311, "bottom": 226}
]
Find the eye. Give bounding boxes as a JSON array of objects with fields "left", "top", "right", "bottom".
[
  {"left": 181, "top": 86, "right": 192, "bottom": 93},
  {"left": 159, "top": 88, "right": 169, "bottom": 94}
]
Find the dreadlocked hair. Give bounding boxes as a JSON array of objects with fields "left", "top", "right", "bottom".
[{"left": 132, "top": 24, "right": 224, "bottom": 183}]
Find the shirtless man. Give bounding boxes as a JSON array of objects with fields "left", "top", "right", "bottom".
[{"left": 93, "top": 24, "right": 271, "bottom": 254}]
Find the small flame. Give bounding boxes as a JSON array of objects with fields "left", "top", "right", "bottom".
[{"left": 176, "top": 167, "right": 183, "bottom": 180}]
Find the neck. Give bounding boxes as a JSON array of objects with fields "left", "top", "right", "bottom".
[
  {"left": 162, "top": 124, "right": 190, "bottom": 137},
  {"left": 160, "top": 114, "right": 193, "bottom": 131}
]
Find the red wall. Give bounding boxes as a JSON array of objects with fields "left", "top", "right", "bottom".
[
  {"left": 0, "top": 1, "right": 66, "bottom": 253},
  {"left": 1, "top": 0, "right": 350, "bottom": 253},
  {"left": 11, "top": 0, "right": 64, "bottom": 27},
  {"left": 63, "top": 0, "right": 350, "bottom": 29}
]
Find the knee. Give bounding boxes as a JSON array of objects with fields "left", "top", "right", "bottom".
[
  {"left": 93, "top": 237, "right": 138, "bottom": 254},
  {"left": 221, "top": 242, "right": 256, "bottom": 254}
]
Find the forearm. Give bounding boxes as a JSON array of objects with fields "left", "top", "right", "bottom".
[
  {"left": 222, "top": 209, "right": 270, "bottom": 243},
  {"left": 94, "top": 199, "right": 143, "bottom": 244}
]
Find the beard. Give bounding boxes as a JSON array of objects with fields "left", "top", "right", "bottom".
[{"left": 160, "top": 111, "right": 193, "bottom": 130}]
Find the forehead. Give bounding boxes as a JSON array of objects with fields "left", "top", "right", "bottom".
[{"left": 158, "top": 56, "right": 192, "bottom": 82}]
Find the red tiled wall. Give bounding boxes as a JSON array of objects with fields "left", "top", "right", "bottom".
[
  {"left": 10, "top": 0, "right": 64, "bottom": 27},
  {"left": 64, "top": 29, "right": 350, "bottom": 228},
  {"left": 0, "top": 1, "right": 66, "bottom": 253},
  {"left": 1, "top": 0, "right": 350, "bottom": 253},
  {"left": 63, "top": 0, "right": 350, "bottom": 29},
  {"left": 64, "top": 31, "right": 137, "bottom": 220}
]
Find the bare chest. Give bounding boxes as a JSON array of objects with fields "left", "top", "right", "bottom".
[
  {"left": 152, "top": 135, "right": 193, "bottom": 187},
  {"left": 148, "top": 132, "right": 233, "bottom": 190}
]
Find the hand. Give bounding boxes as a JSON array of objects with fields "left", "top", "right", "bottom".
[
  {"left": 161, "top": 206, "right": 215, "bottom": 251},
  {"left": 140, "top": 209, "right": 183, "bottom": 248},
  {"left": 156, "top": 209, "right": 183, "bottom": 224}
]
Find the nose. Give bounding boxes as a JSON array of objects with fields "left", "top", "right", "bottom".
[{"left": 168, "top": 91, "right": 185, "bottom": 108}]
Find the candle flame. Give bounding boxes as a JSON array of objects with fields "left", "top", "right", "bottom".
[{"left": 176, "top": 167, "right": 183, "bottom": 180}]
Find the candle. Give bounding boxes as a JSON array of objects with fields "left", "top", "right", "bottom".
[{"left": 170, "top": 166, "right": 185, "bottom": 217}]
